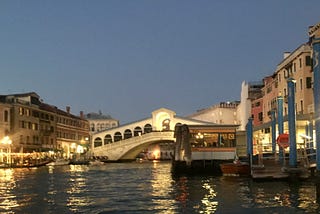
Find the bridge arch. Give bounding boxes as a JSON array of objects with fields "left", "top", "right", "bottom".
[
  {"left": 144, "top": 124, "right": 152, "bottom": 133},
  {"left": 114, "top": 132, "right": 122, "bottom": 142},
  {"left": 104, "top": 134, "right": 112, "bottom": 144},
  {"left": 134, "top": 126, "right": 143, "bottom": 136},
  {"left": 94, "top": 137, "right": 102, "bottom": 147},
  {"left": 124, "top": 129, "right": 132, "bottom": 139}
]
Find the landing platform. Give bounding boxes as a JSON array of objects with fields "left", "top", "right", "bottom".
[{"left": 251, "top": 158, "right": 311, "bottom": 180}]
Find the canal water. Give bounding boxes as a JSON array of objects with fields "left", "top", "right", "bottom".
[{"left": 0, "top": 161, "right": 319, "bottom": 214}]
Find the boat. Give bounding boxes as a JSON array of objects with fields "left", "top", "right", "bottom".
[
  {"left": 69, "top": 159, "right": 90, "bottom": 165},
  {"left": 46, "top": 158, "right": 70, "bottom": 166},
  {"left": 220, "top": 160, "right": 250, "bottom": 176},
  {"left": 89, "top": 159, "right": 105, "bottom": 165}
]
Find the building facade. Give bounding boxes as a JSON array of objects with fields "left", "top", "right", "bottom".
[
  {"left": 241, "top": 43, "right": 314, "bottom": 154},
  {"left": 0, "top": 92, "right": 89, "bottom": 160},
  {"left": 85, "top": 111, "right": 119, "bottom": 134},
  {"left": 187, "top": 101, "right": 240, "bottom": 125}
]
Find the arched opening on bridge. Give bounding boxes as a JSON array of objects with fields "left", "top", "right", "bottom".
[
  {"left": 134, "top": 127, "right": 142, "bottom": 136},
  {"left": 94, "top": 137, "right": 103, "bottom": 147},
  {"left": 144, "top": 124, "right": 152, "bottom": 134},
  {"left": 114, "top": 132, "right": 122, "bottom": 142},
  {"left": 104, "top": 134, "right": 112, "bottom": 144},
  {"left": 144, "top": 124, "right": 152, "bottom": 133},
  {"left": 162, "top": 119, "right": 170, "bottom": 131},
  {"left": 124, "top": 129, "right": 132, "bottom": 139}
]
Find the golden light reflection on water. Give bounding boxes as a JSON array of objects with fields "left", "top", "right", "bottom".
[
  {"left": 150, "top": 162, "right": 177, "bottom": 212},
  {"left": 0, "top": 169, "right": 19, "bottom": 211},
  {"left": 199, "top": 180, "right": 218, "bottom": 213},
  {"left": 67, "top": 165, "right": 92, "bottom": 212}
]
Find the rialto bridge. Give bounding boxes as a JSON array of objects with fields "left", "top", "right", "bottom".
[{"left": 91, "top": 108, "right": 213, "bottom": 161}]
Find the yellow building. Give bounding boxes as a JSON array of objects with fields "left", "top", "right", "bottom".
[{"left": 253, "top": 43, "right": 313, "bottom": 153}]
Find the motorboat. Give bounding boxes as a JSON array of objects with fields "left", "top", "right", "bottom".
[{"left": 220, "top": 160, "right": 250, "bottom": 176}]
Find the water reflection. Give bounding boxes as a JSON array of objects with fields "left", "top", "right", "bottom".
[
  {"left": 0, "top": 169, "right": 19, "bottom": 212},
  {"left": 0, "top": 162, "right": 319, "bottom": 213},
  {"left": 200, "top": 180, "right": 218, "bottom": 213},
  {"left": 67, "top": 165, "right": 92, "bottom": 213},
  {"left": 151, "top": 161, "right": 177, "bottom": 213}
]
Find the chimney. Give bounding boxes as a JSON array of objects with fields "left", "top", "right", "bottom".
[
  {"left": 80, "top": 111, "right": 84, "bottom": 118},
  {"left": 66, "top": 106, "right": 70, "bottom": 114},
  {"left": 283, "top": 52, "right": 291, "bottom": 59}
]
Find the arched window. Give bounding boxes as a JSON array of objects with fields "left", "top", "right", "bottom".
[
  {"left": 134, "top": 127, "right": 142, "bottom": 136},
  {"left": 124, "top": 129, "right": 132, "bottom": 139},
  {"left": 144, "top": 124, "right": 152, "bottom": 133},
  {"left": 162, "top": 119, "right": 170, "bottom": 131},
  {"left": 114, "top": 132, "right": 122, "bottom": 142},
  {"left": 104, "top": 134, "right": 112, "bottom": 144},
  {"left": 94, "top": 137, "right": 103, "bottom": 147}
]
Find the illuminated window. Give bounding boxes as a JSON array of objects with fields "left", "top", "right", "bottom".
[{"left": 19, "top": 107, "right": 24, "bottom": 115}]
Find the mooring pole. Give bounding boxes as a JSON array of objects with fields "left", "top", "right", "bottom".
[
  {"left": 277, "top": 96, "right": 284, "bottom": 164},
  {"left": 271, "top": 110, "right": 276, "bottom": 154},
  {"left": 287, "top": 78, "right": 297, "bottom": 167},
  {"left": 246, "top": 118, "right": 253, "bottom": 166}
]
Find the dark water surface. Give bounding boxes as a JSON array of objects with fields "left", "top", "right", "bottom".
[{"left": 0, "top": 161, "right": 319, "bottom": 213}]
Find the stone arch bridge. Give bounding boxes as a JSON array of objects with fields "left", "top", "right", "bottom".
[{"left": 91, "top": 108, "right": 212, "bottom": 161}]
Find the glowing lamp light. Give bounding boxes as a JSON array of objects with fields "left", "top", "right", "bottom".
[
  {"left": 1, "top": 136, "right": 12, "bottom": 145},
  {"left": 76, "top": 145, "right": 84, "bottom": 154},
  {"left": 153, "top": 149, "right": 160, "bottom": 159}
]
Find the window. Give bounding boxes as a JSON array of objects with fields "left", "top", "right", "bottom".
[
  {"left": 278, "top": 73, "right": 281, "bottom": 82},
  {"left": 32, "top": 123, "right": 38, "bottom": 130},
  {"left": 4, "top": 110, "right": 8, "bottom": 122},
  {"left": 299, "top": 58, "right": 302, "bottom": 68},
  {"left": 306, "top": 56, "right": 312, "bottom": 66},
  {"left": 258, "top": 112, "right": 263, "bottom": 121},
  {"left": 306, "top": 77, "right": 312, "bottom": 88},
  {"left": 19, "top": 107, "right": 24, "bottom": 115},
  {"left": 300, "top": 79, "right": 303, "bottom": 90}
]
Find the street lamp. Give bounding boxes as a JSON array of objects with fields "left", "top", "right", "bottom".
[{"left": 1, "top": 136, "right": 12, "bottom": 165}]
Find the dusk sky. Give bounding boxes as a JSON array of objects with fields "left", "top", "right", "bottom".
[{"left": 1, "top": 1, "right": 320, "bottom": 124}]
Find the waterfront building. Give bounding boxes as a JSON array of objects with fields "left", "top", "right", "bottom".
[
  {"left": 251, "top": 43, "right": 313, "bottom": 153},
  {"left": 237, "top": 81, "right": 264, "bottom": 131},
  {"left": 85, "top": 111, "right": 119, "bottom": 134},
  {"left": 54, "top": 106, "right": 89, "bottom": 159},
  {"left": 0, "top": 92, "right": 90, "bottom": 161},
  {"left": 187, "top": 101, "right": 240, "bottom": 125},
  {"left": 0, "top": 92, "right": 49, "bottom": 153}
]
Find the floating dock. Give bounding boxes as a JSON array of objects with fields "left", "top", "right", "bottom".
[{"left": 251, "top": 157, "right": 313, "bottom": 180}]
